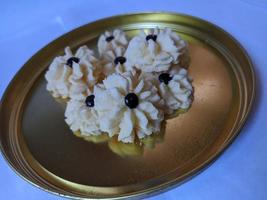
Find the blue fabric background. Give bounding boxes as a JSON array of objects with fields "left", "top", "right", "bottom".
[{"left": 1, "top": 1, "right": 266, "bottom": 199}]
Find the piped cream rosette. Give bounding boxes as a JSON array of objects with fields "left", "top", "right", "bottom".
[
  {"left": 142, "top": 65, "right": 193, "bottom": 115},
  {"left": 125, "top": 27, "right": 188, "bottom": 73},
  {"left": 97, "top": 29, "right": 128, "bottom": 56},
  {"left": 94, "top": 70, "right": 164, "bottom": 143},
  {"left": 45, "top": 46, "right": 100, "bottom": 100}
]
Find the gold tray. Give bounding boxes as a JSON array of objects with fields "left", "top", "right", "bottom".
[{"left": 0, "top": 13, "right": 255, "bottom": 199}]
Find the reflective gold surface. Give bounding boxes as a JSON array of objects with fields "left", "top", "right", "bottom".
[{"left": 0, "top": 13, "right": 255, "bottom": 199}]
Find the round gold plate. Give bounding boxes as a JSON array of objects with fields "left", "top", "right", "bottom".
[{"left": 0, "top": 13, "right": 255, "bottom": 199}]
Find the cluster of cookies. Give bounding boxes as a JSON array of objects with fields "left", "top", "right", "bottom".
[{"left": 45, "top": 28, "right": 193, "bottom": 143}]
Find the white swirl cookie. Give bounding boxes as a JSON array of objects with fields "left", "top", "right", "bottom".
[
  {"left": 100, "top": 46, "right": 128, "bottom": 76},
  {"left": 94, "top": 70, "right": 164, "bottom": 143},
  {"left": 45, "top": 46, "right": 100, "bottom": 100},
  {"left": 97, "top": 29, "right": 128, "bottom": 56},
  {"left": 65, "top": 89, "right": 101, "bottom": 136},
  {"left": 125, "top": 27, "right": 188, "bottom": 73},
  {"left": 143, "top": 66, "right": 193, "bottom": 115}
]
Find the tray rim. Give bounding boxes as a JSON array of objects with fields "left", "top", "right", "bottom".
[{"left": 0, "top": 12, "right": 256, "bottom": 200}]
